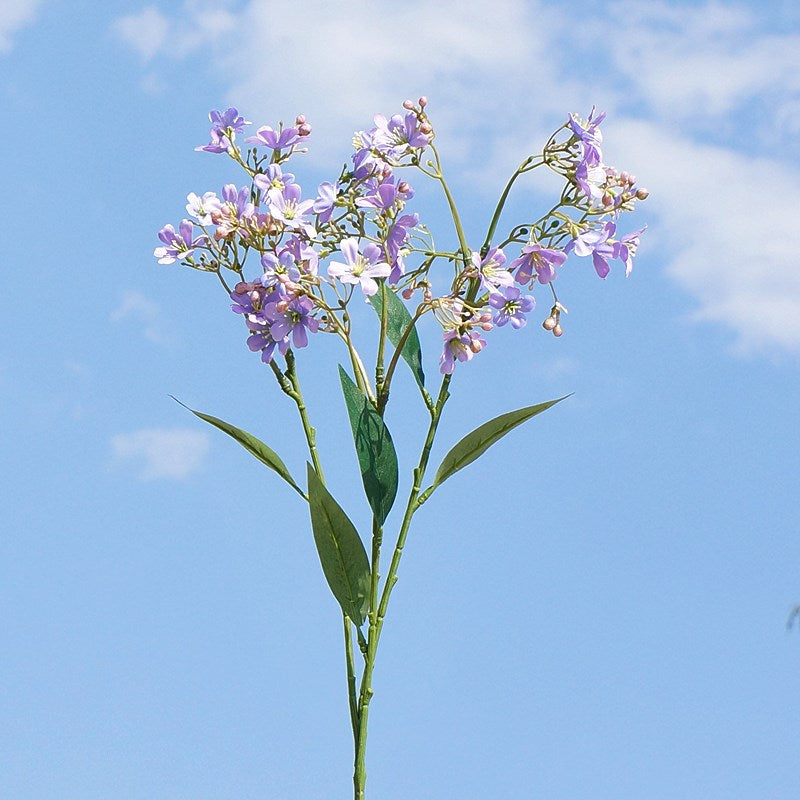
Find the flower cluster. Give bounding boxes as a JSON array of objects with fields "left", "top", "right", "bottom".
[{"left": 155, "top": 100, "right": 647, "bottom": 376}]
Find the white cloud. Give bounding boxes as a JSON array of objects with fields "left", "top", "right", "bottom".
[
  {"left": 0, "top": 0, "right": 43, "bottom": 52},
  {"left": 112, "top": 0, "right": 800, "bottom": 356},
  {"left": 111, "top": 5, "right": 169, "bottom": 61},
  {"left": 111, "top": 428, "right": 210, "bottom": 480},
  {"left": 110, "top": 290, "right": 173, "bottom": 345}
]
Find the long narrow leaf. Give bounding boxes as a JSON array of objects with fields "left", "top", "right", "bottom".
[
  {"left": 306, "top": 464, "right": 370, "bottom": 626},
  {"left": 432, "top": 396, "right": 569, "bottom": 489},
  {"left": 338, "top": 366, "right": 399, "bottom": 524},
  {"left": 172, "top": 396, "right": 304, "bottom": 497},
  {"left": 368, "top": 290, "right": 425, "bottom": 389}
]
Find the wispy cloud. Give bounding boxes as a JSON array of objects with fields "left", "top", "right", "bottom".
[
  {"left": 0, "top": 0, "right": 43, "bottom": 52},
  {"left": 110, "top": 428, "right": 210, "bottom": 480},
  {"left": 112, "top": 0, "right": 800, "bottom": 357},
  {"left": 110, "top": 290, "right": 174, "bottom": 345}
]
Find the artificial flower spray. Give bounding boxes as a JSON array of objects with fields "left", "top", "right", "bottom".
[{"left": 154, "top": 98, "right": 646, "bottom": 798}]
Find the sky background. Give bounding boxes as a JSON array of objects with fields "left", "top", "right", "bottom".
[{"left": 2, "top": 0, "right": 799, "bottom": 798}]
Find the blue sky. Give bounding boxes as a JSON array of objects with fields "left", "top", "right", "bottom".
[{"left": 2, "top": 1, "right": 799, "bottom": 798}]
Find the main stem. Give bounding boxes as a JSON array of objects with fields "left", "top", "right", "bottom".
[{"left": 351, "top": 375, "right": 451, "bottom": 798}]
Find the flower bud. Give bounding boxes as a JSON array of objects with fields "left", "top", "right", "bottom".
[
  {"left": 628, "top": 174, "right": 637, "bottom": 185},
  {"left": 552, "top": 323, "right": 563, "bottom": 337},
  {"left": 423, "top": 289, "right": 433, "bottom": 301},
  {"left": 419, "top": 121, "right": 433, "bottom": 135},
  {"left": 602, "top": 193, "right": 614, "bottom": 207},
  {"left": 298, "top": 123, "right": 312, "bottom": 137},
  {"left": 403, "top": 99, "right": 414, "bottom": 110},
  {"left": 234, "top": 281, "right": 249, "bottom": 294},
  {"left": 402, "top": 287, "right": 414, "bottom": 299},
  {"left": 276, "top": 300, "right": 290, "bottom": 313},
  {"left": 620, "top": 171, "right": 630, "bottom": 184},
  {"left": 419, "top": 96, "right": 428, "bottom": 107},
  {"left": 295, "top": 114, "right": 306, "bottom": 125},
  {"left": 542, "top": 316, "right": 557, "bottom": 331},
  {"left": 480, "top": 322, "right": 493, "bottom": 331},
  {"left": 397, "top": 181, "right": 410, "bottom": 195},
  {"left": 470, "top": 338, "right": 484, "bottom": 353},
  {"left": 635, "top": 187, "right": 650, "bottom": 200}
]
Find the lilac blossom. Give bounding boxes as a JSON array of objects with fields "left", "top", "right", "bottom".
[
  {"left": 313, "top": 182, "right": 338, "bottom": 223},
  {"left": 489, "top": 286, "right": 535, "bottom": 329},
  {"left": 472, "top": 247, "right": 514, "bottom": 294},
  {"left": 373, "top": 112, "right": 429, "bottom": 156},
  {"left": 511, "top": 243, "right": 567, "bottom": 285},
  {"left": 153, "top": 220, "right": 206, "bottom": 264},
  {"left": 615, "top": 227, "right": 646, "bottom": 276},
  {"left": 214, "top": 184, "right": 256, "bottom": 237},
  {"left": 195, "top": 108, "right": 250, "bottom": 153},
  {"left": 568, "top": 106, "right": 605, "bottom": 167},
  {"left": 384, "top": 213, "right": 418, "bottom": 284},
  {"left": 439, "top": 329, "right": 487, "bottom": 375},
  {"left": 267, "top": 183, "right": 316, "bottom": 237},
  {"left": 253, "top": 165, "right": 296, "bottom": 202},
  {"left": 261, "top": 250, "right": 301, "bottom": 288},
  {"left": 185, "top": 192, "right": 221, "bottom": 225},
  {"left": 266, "top": 295, "right": 319, "bottom": 349},
  {"left": 282, "top": 235, "right": 319, "bottom": 276},
  {"left": 246, "top": 318, "right": 289, "bottom": 364},
  {"left": 246, "top": 125, "right": 301, "bottom": 150},
  {"left": 328, "top": 238, "right": 391, "bottom": 297},
  {"left": 567, "top": 222, "right": 614, "bottom": 278}
]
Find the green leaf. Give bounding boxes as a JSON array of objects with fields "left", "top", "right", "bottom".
[
  {"left": 306, "top": 464, "right": 370, "bottom": 626},
  {"left": 369, "top": 289, "right": 425, "bottom": 389},
  {"left": 432, "top": 396, "right": 569, "bottom": 489},
  {"left": 172, "top": 396, "right": 304, "bottom": 498},
  {"left": 338, "top": 366, "right": 399, "bottom": 525}
]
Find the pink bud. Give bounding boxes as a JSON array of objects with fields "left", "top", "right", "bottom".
[
  {"left": 628, "top": 174, "right": 637, "bottom": 185},
  {"left": 298, "top": 123, "right": 312, "bottom": 137},
  {"left": 552, "top": 324, "right": 563, "bottom": 337},
  {"left": 234, "top": 281, "right": 249, "bottom": 294},
  {"left": 602, "top": 194, "right": 614, "bottom": 207},
  {"left": 249, "top": 290, "right": 260, "bottom": 302},
  {"left": 420, "top": 122, "right": 433, "bottom": 135},
  {"left": 403, "top": 99, "right": 414, "bottom": 110},
  {"left": 469, "top": 339, "right": 483, "bottom": 353},
  {"left": 542, "top": 316, "right": 557, "bottom": 331},
  {"left": 402, "top": 287, "right": 414, "bottom": 299},
  {"left": 276, "top": 300, "right": 289, "bottom": 313},
  {"left": 418, "top": 96, "right": 428, "bottom": 107},
  {"left": 636, "top": 187, "right": 650, "bottom": 200},
  {"left": 481, "top": 322, "right": 493, "bottom": 331},
  {"left": 423, "top": 290, "right": 433, "bottom": 301},
  {"left": 397, "top": 181, "right": 410, "bottom": 194},
  {"left": 620, "top": 171, "right": 630, "bottom": 183}
]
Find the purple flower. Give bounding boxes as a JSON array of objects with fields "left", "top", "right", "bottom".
[
  {"left": 246, "top": 125, "right": 301, "bottom": 150},
  {"left": 472, "top": 247, "right": 514, "bottom": 294},
  {"left": 439, "top": 329, "right": 486, "bottom": 374},
  {"left": 566, "top": 221, "right": 617, "bottom": 279},
  {"left": 185, "top": 191, "right": 221, "bottom": 225},
  {"left": 489, "top": 286, "right": 535, "bottom": 328},
  {"left": 266, "top": 295, "right": 319, "bottom": 349},
  {"left": 253, "top": 165, "right": 296, "bottom": 202},
  {"left": 569, "top": 106, "right": 605, "bottom": 167},
  {"left": 614, "top": 226, "right": 646, "bottom": 277},
  {"left": 246, "top": 318, "right": 290, "bottom": 364},
  {"left": 510, "top": 243, "right": 567, "bottom": 285},
  {"left": 574, "top": 160, "right": 607, "bottom": 202},
  {"left": 153, "top": 220, "right": 206, "bottom": 264},
  {"left": 282, "top": 236, "right": 319, "bottom": 276},
  {"left": 328, "top": 238, "right": 391, "bottom": 297},
  {"left": 385, "top": 212, "right": 418, "bottom": 284},
  {"left": 195, "top": 107, "right": 250, "bottom": 153},
  {"left": 373, "top": 112, "right": 429, "bottom": 156},
  {"left": 267, "top": 183, "right": 316, "bottom": 237},
  {"left": 261, "top": 250, "right": 301, "bottom": 288},
  {"left": 313, "top": 182, "right": 338, "bottom": 223}
]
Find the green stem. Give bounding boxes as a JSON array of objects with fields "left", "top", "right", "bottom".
[
  {"left": 480, "top": 157, "right": 534, "bottom": 256},
  {"left": 351, "top": 374, "right": 452, "bottom": 799}
]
